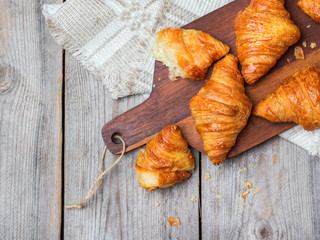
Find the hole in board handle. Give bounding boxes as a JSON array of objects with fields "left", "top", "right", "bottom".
[{"left": 111, "top": 132, "right": 123, "bottom": 144}]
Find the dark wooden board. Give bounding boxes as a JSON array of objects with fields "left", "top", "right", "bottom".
[{"left": 102, "top": 0, "right": 320, "bottom": 157}]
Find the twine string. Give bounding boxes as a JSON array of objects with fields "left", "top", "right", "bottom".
[{"left": 65, "top": 136, "right": 125, "bottom": 209}]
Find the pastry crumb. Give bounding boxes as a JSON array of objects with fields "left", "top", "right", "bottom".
[
  {"left": 191, "top": 195, "right": 196, "bottom": 203},
  {"left": 216, "top": 194, "right": 221, "bottom": 199},
  {"left": 204, "top": 173, "right": 211, "bottom": 179},
  {"left": 158, "top": 78, "right": 161, "bottom": 81},
  {"left": 306, "top": 24, "right": 311, "bottom": 28},
  {"left": 238, "top": 201, "right": 246, "bottom": 206},
  {"left": 244, "top": 180, "right": 252, "bottom": 189},
  {"left": 241, "top": 190, "right": 249, "bottom": 199},
  {"left": 243, "top": 167, "right": 247, "bottom": 171},
  {"left": 167, "top": 217, "right": 181, "bottom": 226},
  {"left": 310, "top": 43, "right": 317, "bottom": 49},
  {"left": 287, "top": 58, "right": 291, "bottom": 63},
  {"left": 153, "top": 84, "right": 156, "bottom": 87},
  {"left": 294, "top": 46, "right": 305, "bottom": 60},
  {"left": 239, "top": 167, "right": 242, "bottom": 172},
  {"left": 254, "top": 188, "right": 260, "bottom": 194},
  {"left": 154, "top": 201, "right": 160, "bottom": 207},
  {"left": 273, "top": 154, "right": 277, "bottom": 164},
  {"left": 250, "top": 164, "right": 255, "bottom": 168},
  {"left": 302, "top": 41, "right": 307, "bottom": 47}
]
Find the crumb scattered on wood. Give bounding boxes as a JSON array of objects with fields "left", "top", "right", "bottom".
[
  {"left": 244, "top": 180, "right": 252, "bottom": 189},
  {"left": 239, "top": 167, "right": 242, "bottom": 172},
  {"left": 302, "top": 41, "right": 307, "bottom": 47},
  {"left": 287, "top": 58, "right": 291, "bottom": 63},
  {"left": 273, "top": 154, "right": 277, "bottom": 164},
  {"left": 241, "top": 190, "right": 249, "bottom": 199},
  {"left": 216, "top": 194, "right": 221, "bottom": 199},
  {"left": 191, "top": 195, "right": 196, "bottom": 203},
  {"left": 238, "top": 202, "right": 246, "bottom": 206},
  {"left": 204, "top": 173, "right": 211, "bottom": 179},
  {"left": 243, "top": 167, "right": 247, "bottom": 171},
  {"left": 250, "top": 164, "right": 255, "bottom": 168},
  {"left": 153, "top": 84, "right": 156, "bottom": 87},
  {"left": 294, "top": 46, "right": 305, "bottom": 60},
  {"left": 167, "top": 217, "right": 181, "bottom": 226},
  {"left": 310, "top": 43, "right": 317, "bottom": 49},
  {"left": 154, "top": 201, "right": 160, "bottom": 207},
  {"left": 307, "top": 24, "right": 311, "bottom": 28},
  {"left": 254, "top": 188, "right": 260, "bottom": 194},
  {"left": 158, "top": 78, "right": 161, "bottom": 81}
]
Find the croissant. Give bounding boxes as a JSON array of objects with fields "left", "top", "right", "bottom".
[
  {"left": 190, "top": 54, "right": 252, "bottom": 165},
  {"left": 135, "top": 125, "right": 194, "bottom": 191},
  {"left": 253, "top": 65, "right": 320, "bottom": 131},
  {"left": 298, "top": 0, "right": 320, "bottom": 22},
  {"left": 235, "top": 0, "right": 301, "bottom": 85},
  {"left": 153, "top": 28, "right": 230, "bottom": 81}
]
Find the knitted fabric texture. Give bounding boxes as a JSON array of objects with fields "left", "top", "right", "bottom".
[{"left": 42, "top": 0, "right": 319, "bottom": 156}]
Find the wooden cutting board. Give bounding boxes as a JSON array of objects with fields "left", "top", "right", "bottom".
[{"left": 102, "top": 0, "right": 320, "bottom": 157}]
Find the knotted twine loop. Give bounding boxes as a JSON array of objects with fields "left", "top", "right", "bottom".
[{"left": 65, "top": 136, "right": 125, "bottom": 209}]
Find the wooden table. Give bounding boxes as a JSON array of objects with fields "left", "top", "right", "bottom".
[{"left": 1, "top": 0, "right": 319, "bottom": 239}]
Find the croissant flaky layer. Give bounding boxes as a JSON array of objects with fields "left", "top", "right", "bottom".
[
  {"left": 135, "top": 125, "right": 194, "bottom": 191},
  {"left": 235, "top": 0, "right": 300, "bottom": 85},
  {"left": 298, "top": 0, "right": 320, "bottom": 22},
  {"left": 253, "top": 65, "right": 320, "bottom": 131},
  {"left": 153, "top": 28, "right": 230, "bottom": 80},
  {"left": 190, "top": 54, "right": 252, "bottom": 165}
]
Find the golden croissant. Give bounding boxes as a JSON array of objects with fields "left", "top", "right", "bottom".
[
  {"left": 235, "top": 0, "right": 301, "bottom": 85},
  {"left": 135, "top": 125, "right": 194, "bottom": 191},
  {"left": 190, "top": 54, "right": 252, "bottom": 165},
  {"left": 153, "top": 27, "right": 230, "bottom": 81},
  {"left": 298, "top": 0, "right": 320, "bottom": 22},
  {"left": 253, "top": 65, "right": 320, "bottom": 131}
]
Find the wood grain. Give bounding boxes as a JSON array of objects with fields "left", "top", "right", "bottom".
[
  {"left": 64, "top": 55, "right": 200, "bottom": 239},
  {"left": 200, "top": 137, "right": 320, "bottom": 239},
  {"left": 102, "top": 0, "right": 320, "bottom": 158},
  {"left": 0, "top": 0, "right": 62, "bottom": 239}
]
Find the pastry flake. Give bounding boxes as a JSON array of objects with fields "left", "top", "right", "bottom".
[
  {"left": 294, "top": 46, "right": 305, "bottom": 60},
  {"left": 190, "top": 54, "right": 252, "bottom": 165},
  {"left": 235, "top": 0, "right": 300, "bottom": 85},
  {"left": 167, "top": 217, "right": 181, "bottom": 226},
  {"left": 253, "top": 65, "right": 320, "bottom": 131},
  {"left": 135, "top": 125, "right": 194, "bottom": 191},
  {"left": 153, "top": 28, "right": 230, "bottom": 80}
]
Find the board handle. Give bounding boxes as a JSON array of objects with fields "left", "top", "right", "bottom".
[{"left": 101, "top": 97, "right": 159, "bottom": 154}]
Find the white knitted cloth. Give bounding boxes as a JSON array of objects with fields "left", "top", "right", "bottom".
[{"left": 42, "top": 0, "right": 320, "bottom": 156}]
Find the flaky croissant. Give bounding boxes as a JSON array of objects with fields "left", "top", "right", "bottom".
[
  {"left": 298, "top": 0, "right": 320, "bottom": 22},
  {"left": 190, "top": 54, "right": 252, "bottom": 165},
  {"left": 135, "top": 125, "right": 194, "bottom": 191},
  {"left": 235, "top": 0, "right": 300, "bottom": 85},
  {"left": 153, "top": 28, "right": 230, "bottom": 80},
  {"left": 253, "top": 65, "right": 320, "bottom": 131}
]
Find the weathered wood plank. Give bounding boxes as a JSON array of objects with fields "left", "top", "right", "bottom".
[
  {"left": 63, "top": 54, "right": 200, "bottom": 239},
  {"left": 0, "top": 0, "right": 62, "bottom": 239},
  {"left": 201, "top": 138, "right": 320, "bottom": 239}
]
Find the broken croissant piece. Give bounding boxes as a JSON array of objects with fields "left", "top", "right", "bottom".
[
  {"left": 135, "top": 125, "right": 194, "bottom": 191},
  {"left": 253, "top": 65, "right": 320, "bottom": 131},
  {"left": 153, "top": 28, "right": 230, "bottom": 80},
  {"left": 298, "top": 0, "right": 320, "bottom": 23},
  {"left": 235, "top": 0, "right": 300, "bottom": 85},
  {"left": 190, "top": 54, "right": 252, "bottom": 165}
]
